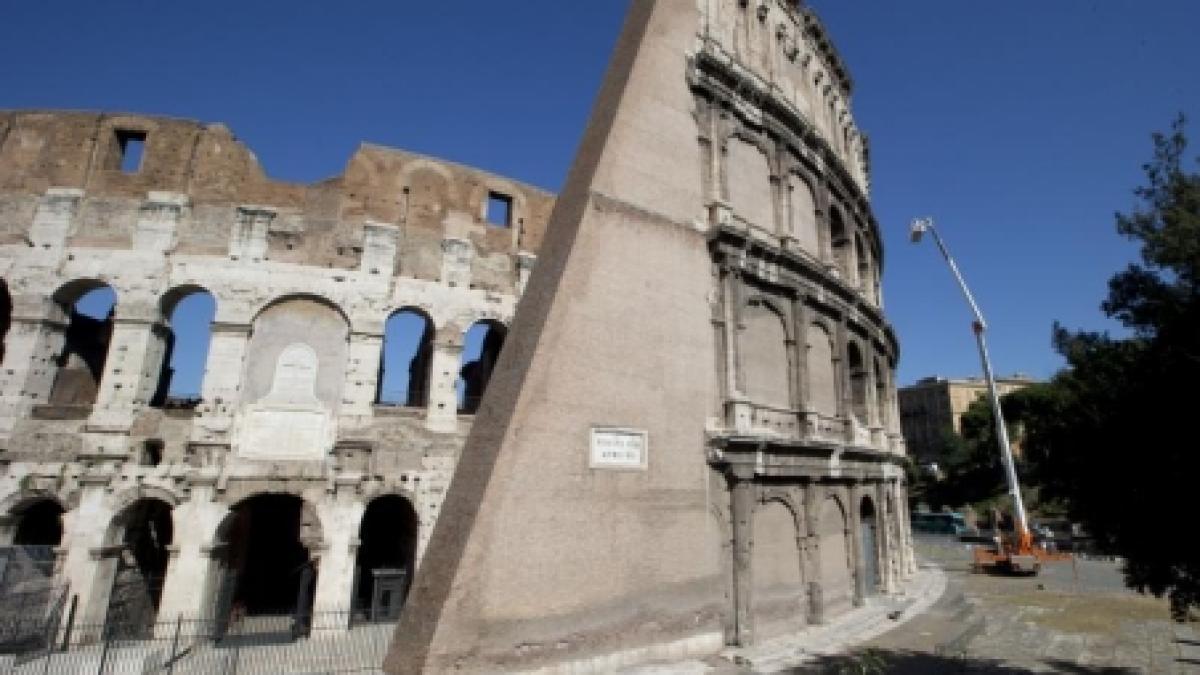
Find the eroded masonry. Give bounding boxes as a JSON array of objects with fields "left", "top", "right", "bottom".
[
  {"left": 388, "top": 1, "right": 914, "bottom": 672},
  {"left": 0, "top": 109, "right": 553, "bottom": 632}
]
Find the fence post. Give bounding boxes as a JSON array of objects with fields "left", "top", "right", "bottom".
[
  {"left": 96, "top": 626, "right": 111, "bottom": 675},
  {"left": 60, "top": 595, "right": 78, "bottom": 651},
  {"left": 165, "top": 615, "right": 182, "bottom": 675}
]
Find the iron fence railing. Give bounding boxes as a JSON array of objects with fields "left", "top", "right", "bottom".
[{"left": 0, "top": 609, "right": 396, "bottom": 675}]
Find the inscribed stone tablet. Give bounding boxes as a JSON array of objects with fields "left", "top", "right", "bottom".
[{"left": 589, "top": 428, "right": 648, "bottom": 470}]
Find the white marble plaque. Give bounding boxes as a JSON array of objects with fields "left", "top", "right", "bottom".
[
  {"left": 265, "top": 343, "right": 319, "bottom": 404},
  {"left": 239, "top": 407, "right": 330, "bottom": 461},
  {"left": 589, "top": 427, "right": 648, "bottom": 470}
]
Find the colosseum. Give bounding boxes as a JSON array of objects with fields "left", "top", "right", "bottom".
[{"left": 1, "top": 1, "right": 914, "bottom": 672}]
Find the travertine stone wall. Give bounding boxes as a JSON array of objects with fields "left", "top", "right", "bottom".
[{"left": 0, "top": 109, "right": 553, "bottom": 628}]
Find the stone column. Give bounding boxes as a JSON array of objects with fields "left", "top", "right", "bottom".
[
  {"left": 311, "top": 489, "right": 365, "bottom": 627},
  {"left": 850, "top": 484, "right": 866, "bottom": 607},
  {"left": 155, "top": 485, "right": 229, "bottom": 624},
  {"left": 0, "top": 296, "right": 66, "bottom": 437},
  {"left": 424, "top": 329, "right": 462, "bottom": 433},
  {"left": 875, "top": 482, "right": 895, "bottom": 593},
  {"left": 341, "top": 328, "right": 384, "bottom": 419},
  {"left": 804, "top": 483, "right": 825, "bottom": 625},
  {"left": 89, "top": 299, "right": 167, "bottom": 434},
  {"left": 58, "top": 477, "right": 117, "bottom": 633},
  {"left": 728, "top": 469, "right": 755, "bottom": 646},
  {"left": 190, "top": 321, "right": 251, "bottom": 446}
]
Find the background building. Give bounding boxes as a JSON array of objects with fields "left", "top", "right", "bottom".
[{"left": 898, "top": 374, "right": 1038, "bottom": 464}]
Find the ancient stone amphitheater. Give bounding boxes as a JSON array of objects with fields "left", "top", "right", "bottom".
[{"left": 0, "top": 2, "right": 914, "bottom": 671}]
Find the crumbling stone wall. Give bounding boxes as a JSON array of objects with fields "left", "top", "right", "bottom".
[{"left": 0, "top": 109, "right": 553, "bottom": 628}]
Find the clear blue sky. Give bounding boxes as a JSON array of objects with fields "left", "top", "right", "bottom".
[{"left": 5, "top": 1, "right": 1198, "bottom": 387}]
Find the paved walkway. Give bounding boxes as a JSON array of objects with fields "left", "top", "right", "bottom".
[{"left": 625, "top": 536, "right": 1200, "bottom": 674}]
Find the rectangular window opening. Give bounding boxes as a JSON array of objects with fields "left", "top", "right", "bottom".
[
  {"left": 116, "top": 129, "right": 147, "bottom": 174},
  {"left": 486, "top": 192, "right": 512, "bottom": 228}
]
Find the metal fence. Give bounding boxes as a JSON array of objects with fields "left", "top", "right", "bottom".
[{"left": 0, "top": 610, "right": 396, "bottom": 675}]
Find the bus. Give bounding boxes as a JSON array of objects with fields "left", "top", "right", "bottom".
[{"left": 910, "top": 511, "right": 968, "bottom": 535}]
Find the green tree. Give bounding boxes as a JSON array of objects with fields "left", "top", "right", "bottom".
[{"left": 1027, "top": 116, "right": 1200, "bottom": 618}]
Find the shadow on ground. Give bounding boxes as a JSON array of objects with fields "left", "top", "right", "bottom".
[{"left": 785, "top": 648, "right": 1142, "bottom": 674}]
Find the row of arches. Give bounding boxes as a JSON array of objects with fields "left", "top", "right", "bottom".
[
  {"left": 5, "top": 278, "right": 507, "bottom": 415},
  {"left": 749, "top": 492, "right": 889, "bottom": 634},
  {"left": 723, "top": 137, "right": 880, "bottom": 305},
  {"left": 738, "top": 298, "right": 896, "bottom": 432},
  {"left": 4, "top": 492, "right": 418, "bottom": 633}
]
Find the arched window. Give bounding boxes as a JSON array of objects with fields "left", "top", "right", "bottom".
[
  {"left": 787, "top": 175, "right": 820, "bottom": 258},
  {"left": 152, "top": 287, "right": 216, "bottom": 408},
  {"left": 214, "top": 494, "right": 321, "bottom": 626},
  {"left": 103, "top": 498, "right": 173, "bottom": 635},
  {"left": 740, "top": 300, "right": 791, "bottom": 409},
  {"left": 805, "top": 324, "right": 838, "bottom": 418},
  {"left": 49, "top": 281, "right": 116, "bottom": 406},
  {"left": 847, "top": 342, "right": 868, "bottom": 423},
  {"left": 378, "top": 309, "right": 434, "bottom": 408},
  {"left": 860, "top": 496, "right": 879, "bottom": 597},
  {"left": 854, "top": 232, "right": 869, "bottom": 291},
  {"left": 828, "top": 208, "right": 852, "bottom": 280},
  {"left": 458, "top": 320, "right": 506, "bottom": 414},
  {"left": 726, "top": 138, "right": 775, "bottom": 232},
  {"left": 354, "top": 495, "right": 418, "bottom": 622}
]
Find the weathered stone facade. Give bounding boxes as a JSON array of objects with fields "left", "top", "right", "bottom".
[
  {"left": 388, "top": 1, "right": 916, "bottom": 672},
  {"left": 0, "top": 109, "right": 553, "bottom": 630}
]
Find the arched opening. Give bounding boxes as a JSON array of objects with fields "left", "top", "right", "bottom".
[
  {"left": 213, "top": 494, "right": 320, "bottom": 630},
  {"left": 12, "top": 499, "right": 64, "bottom": 547},
  {"left": 458, "top": 320, "right": 506, "bottom": 414},
  {"left": 152, "top": 287, "right": 216, "bottom": 408},
  {"left": 847, "top": 343, "right": 868, "bottom": 424},
  {"left": 860, "top": 496, "right": 879, "bottom": 598},
  {"left": 104, "top": 499, "right": 173, "bottom": 635},
  {"left": 875, "top": 360, "right": 890, "bottom": 432},
  {"left": 828, "top": 208, "right": 852, "bottom": 281},
  {"left": 805, "top": 324, "right": 838, "bottom": 419},
  {"left": 752, "top": 501, "right": 804, "bottom": 636},
  {"left": 354, "top": 495, "right": 418, "bottom": 622},
  {"left": 740, "top": 300, "right": 791, "bottom": 409},
  {"left": 854, "top": 232, "right": 870, "bottom": 291},
  {"left": 787, "top": 175, "right": 820, "bottom": 258},
  {"left": 0, "top": 278, "right": 11, "bottom": 365},
  {"left": 377, "top": 309, "right": 434, "bottom": 408},
  {"left": 48, "top": 281, "right": 116, "bottom": 406},
  {"left": 818, "top": 496, "right": 852, "bottom": 618},
  {"left": 726, "top": 138, "right": 775, "bottom": 232}
]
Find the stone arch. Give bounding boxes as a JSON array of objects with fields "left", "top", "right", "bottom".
[
  {"left": 859, "top": 494, "right": 879, "bottom": 598},
  {"left": 99, "top": 497, "right": 174, "bottom": 634},
  {"left": 786, "top": 171, "right": 821, "bottom": 258},
  {"left": 151, "top": 284, "right": 216, "bottom": 407},
  {"left": 48, "top": 279, "right": 117, "bottom": 406},
  {"left": 828, "top": 206, "right": 853, "bottom": 281},
  {"left": 378, "top": 307, "right": 435, "bottom": 407},
  {"left": 724, "top": 134, "right": 776, "bottom": 232},
  {"left": 846, "top": 341, "right": 868, "bottom": 424},
  {"left": 4, "top": 493, "right": 66, "bottom": 547},
  {"left": 244, "top": 294, "right": 350, "bottom": 410},
  {"left": 458, "top": 319, "right": 506, "bottom": 414},
  {"left": 211, "top": 493, "right": 324, "bottom": 627},
  {"left": 817, "top": 493, "right": 853, "bottom": 618},
  {"left": 752, "top": 498, "right": 805, "bottom": 635},
  {"left": 739, "top": 298, "right": 791, "bottom": 409},
  {"left": 804, "top": 322, "right": 838, "bottom": 418},
  {"left": 354, "top": 494, "right": 419, "bottom": 621}
]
